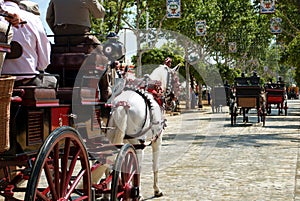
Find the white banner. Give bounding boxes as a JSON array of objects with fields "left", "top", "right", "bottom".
[
  {"left": 195, "top": 20, "right": 206, "bottom": 36},
  {"left": 216, "top": 32, "right": 225, "bottom": 45},
  {"left": 228, "top": 42, "right": 237, "bottom": 53},
  {"left": 260, "top": 0, "right": 275, "bottom": 14},
  {"left": 270, "top": 17, "right": 282, "bottom": 34},
  {"left": 167, "top": 0, "right": 181, "bottom": 18}
]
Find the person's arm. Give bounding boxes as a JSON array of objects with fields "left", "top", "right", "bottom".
[
  {"left": 0, "top": 3, "right": 24, "bottom": 28},
  {"left": 46, "top": 1, "right": 55, "bottom": 32},
  {"left": 35, "top": 19, "right": 51, "bottom": 71},
  {"left": 5, "top": 13, "right": 20, "bottom": 27},
  {"left": 88, "top": 0, "right": 105, "bottom": 18}
]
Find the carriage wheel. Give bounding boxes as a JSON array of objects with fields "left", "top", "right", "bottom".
[
  {"left": 230, "top": 103, "right": 236, "bottom": 126},
  {"left": 242, "top": 108, "right": 248, "bottom": 123},
  {"left": 261, "top": 106, "right": 266, "bottom": 126},
  {"left": 234, "top": 106, "right": 237, "bottom": 125},
  {"left": 230, "top": 105, "right": 237, "bottom": 126},
  {"left": 267, "top": 105, "right": 271, "bottom": 114},
  {"left": 111, "top": 144, "right": 140, "bottom": 201},
  {"left": 278, "top": 103, "right": 282, "bottom": 115},
  {"left": 25, "top": 126, "right": 91, "bottom": 201},
  {"left": 230, "top": 105, "right": 234, "bottom": 126}
]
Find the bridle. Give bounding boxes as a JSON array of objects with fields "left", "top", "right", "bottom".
[{"left": 164, "top": 67, "right": 173, "bottom": 98}]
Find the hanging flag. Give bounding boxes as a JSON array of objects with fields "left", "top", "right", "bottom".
[
  {"left": 195, "top": 20, "right": 206, "bottom": 36},
  {"left": 216, "top": 32, "right": 225, "bottom": 45},
  {"left": 167, "top": 0, "right": 181, "bottom": 18},
  {"left": 228, "top": 42, "right": 237, "bottom": 53},
  {"left": 260, "top": 0, "right": 275, "bottom": 14},
  {"left": 270, "top": 17, "right": 282, "bottom": 34}
]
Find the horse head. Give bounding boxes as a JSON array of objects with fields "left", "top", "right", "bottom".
[{"left": 149, "top": 64, "right": 181, "bottom": 111}]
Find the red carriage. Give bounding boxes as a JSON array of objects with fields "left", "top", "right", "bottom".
[
  {"left": 264, "top": 82, "right": 288, "bottom": 115},
  {"left": 0, "top": 31, "right": 143, "bottom": 200}
]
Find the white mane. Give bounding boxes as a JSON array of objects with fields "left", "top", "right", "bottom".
[{"left": 149, "top": 64, "right": 171, "bottom": 91}]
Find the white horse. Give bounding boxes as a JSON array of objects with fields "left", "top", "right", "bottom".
[{"left": 105, "top": 64, "right": 180, "bottom": 197}]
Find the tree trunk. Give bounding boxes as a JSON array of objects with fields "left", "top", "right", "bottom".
[
  {"left": 185, "top": 49, "right": 190, "bottom": 109},
  {"left": 197, "top": 82, "right": 203, "bottom": 108}
]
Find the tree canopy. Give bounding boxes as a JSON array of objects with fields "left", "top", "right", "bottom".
[{"left": 93, "top": 0, "right": 300, "bottom": 86}]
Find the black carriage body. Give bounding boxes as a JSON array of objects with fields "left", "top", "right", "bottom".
[
  {"left": 230, "top": 77, "right": 266, "bottom": 126},
  {"left": 235, "top": 85, "right": 262, "bottom": 108}
]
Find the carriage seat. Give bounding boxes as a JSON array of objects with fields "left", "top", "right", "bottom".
[
  {"left": 234, "top": 77, "right": 260, "bottom": 86},
  {"left": 49, "top": 43, "right": 97, "bottom": 70},
  {"left": 51, "top": 43, "right": 93, "bottom": 54},
  {"left": 13, "top": 86, "right": 58, "bottom": 107},
  {"left": 265, "top": 83, "right": 285, "bottom": 89},
  {"left": 48, "top": 43, "right": 102, "bottom": 88},
  {"left": 49, "top": 52, "right": 87, "bottom": 71},
  {"left": 11, "top": 88, "right": 24, "bottom": 103},
  {"left": 56, "top": 87, "right": 73, "bottom": 104}
]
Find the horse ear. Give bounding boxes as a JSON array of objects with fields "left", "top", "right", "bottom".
[{"left": 172, "top": 64, "right": 181, "bottom": 72}]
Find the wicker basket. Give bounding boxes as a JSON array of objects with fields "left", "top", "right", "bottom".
[{"left": 0, "top": 75, "right": 15, "bottom": 153}]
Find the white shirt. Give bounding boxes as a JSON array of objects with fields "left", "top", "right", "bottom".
[{"left": 1, "top": 1, "right": 50, "bottom": 80}]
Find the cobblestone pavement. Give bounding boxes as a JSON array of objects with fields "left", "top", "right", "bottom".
[{"left": 139, "top": 100, "right": 300, "bottom": 201}]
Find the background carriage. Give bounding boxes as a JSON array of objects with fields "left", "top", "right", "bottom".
[
  {"left": 230, "top": 76, "right": 266, "bottom": 126},
  {"left": 264, "top": 82, "right": 288, "bottom": 115},
  {"left": 0, "top": 32, "right": 143, "bottom": 200},
  {"left": 211, "top": 84, "right": 231, "bottom": 113}
]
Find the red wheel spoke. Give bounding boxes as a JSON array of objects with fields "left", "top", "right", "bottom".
[
  {"left": 125, "top": 153, "right": 135, "bottom": 181},
  {"left": 43, "top": 160, "right": 58, "bottom": 200},
  {"left": 65, "top": 147, "right": 82, "bottom": 188},
  {"left": 64, "top": 169, "right": 87, "bottom": 199},
  {"left": 116, "top": 191, "right": 124, "bottom": 199},
  {"left": 36, "top": 190, "right": 50, "bottom": 201},
  {"left": 125, "top": 169, "right": 136, "bottom": 184},
  {"left": 61, "top": 137, "right": 71, "bottom": 193},
  {"left": 54, "top": 144, "right": 61, "bottom": 196}
]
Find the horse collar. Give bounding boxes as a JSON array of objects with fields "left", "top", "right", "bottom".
[{"left": 165, "top": 67, "right": 173, "bottom": 97}]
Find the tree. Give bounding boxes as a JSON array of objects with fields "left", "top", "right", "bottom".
[
  {"left": 91, "top": 0, "right": 300, "bottom": 87},
  {"left": 91, "top": 0, "right": 136, "bottom": 35},
  {"left": 274, "top": 0, "right": 300, "bottom": 84}
]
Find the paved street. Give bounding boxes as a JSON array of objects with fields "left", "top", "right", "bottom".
[{"left": 140, "top": 100, "right": 300, "bottom": 201}]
